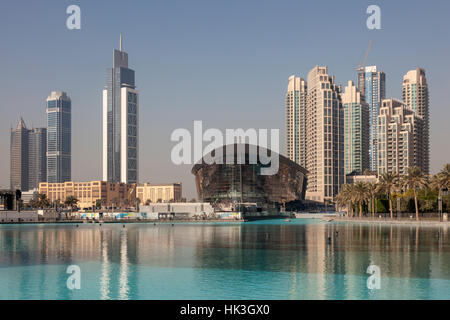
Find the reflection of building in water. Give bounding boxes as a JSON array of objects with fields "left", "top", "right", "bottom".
[{"left": 0, "top": 224, "right": 448, "bottom": 299}]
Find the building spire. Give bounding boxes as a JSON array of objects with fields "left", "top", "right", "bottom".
[{"left": 120, "top": 33, "right": 123, "bottom": 51}]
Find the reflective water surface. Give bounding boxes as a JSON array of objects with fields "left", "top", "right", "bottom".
[{"left": 0, "top": 219, "right": 449, "bottom": 299}]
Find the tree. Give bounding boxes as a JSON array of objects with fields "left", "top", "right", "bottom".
[
  {"left": 378, "top": 172, "right": 399, "bottom": 219},
  {"left": 189, "top": 198, "right": 197, "bottom": 203},
  {"left": 37, "top": 193, "right": 50, "bottom": 209},
  {"left": 366, "top": 181, "right": 378, "bottom": 218},
  {"left": 353, "top": 182, "right": 368, "bottom": 218},
  {"left": 440, "top": 164, "right": 450, "bottom": 183},
  {"left": 64, "top": 196, "right": 79, "bottom": 215},
  {"left": 335, "top": 184, "right": 354, "bottom": 217},
  {"left": 402, "top": 167, "right": 428, "bottom": 221}
]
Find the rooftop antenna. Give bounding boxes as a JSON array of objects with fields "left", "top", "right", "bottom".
[{"left": 120, "top": 33, "right": 123, "bottom": 51}]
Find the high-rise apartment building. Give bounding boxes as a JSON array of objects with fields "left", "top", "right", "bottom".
[
  {"left": 342, "top": 81, "right": 370, "bottom": 175},
  {"left": 305, "top": 66, "right": 344, "bottom": 203},
  {"left": 10, "top": 118, "right": 29, "bottom": 191},
  {"left": 358, "top": 66, "right": 386, "bottom": 172},
  {"left": 46, "top": 91, "right": 71, "bottom": 183},
  {"left": 285, "top": 75, "right": 307, "bottom": 167},
  {"left": 10, "top": 119, "right": 47, "bottom": 191},
  {"left": 402, "top": 68, "right": 429, "bottom": 174},
  {"left": 377, "top": 98, "right": 425, "bottom": 175},
  {"left": 103, "top": 34, "right": 139, "bottom": 184}
]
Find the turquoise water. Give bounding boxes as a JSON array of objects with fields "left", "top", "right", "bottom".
[{"left": 0, "top": 219, "right": 449, "bottom": 299}]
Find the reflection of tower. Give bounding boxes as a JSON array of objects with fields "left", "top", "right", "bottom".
[
  {"left": 100, "top": 230, "right": 111, "bottom": 300},
  {"left": 119, "top": 228, "right": 129, "bottom": 300}
]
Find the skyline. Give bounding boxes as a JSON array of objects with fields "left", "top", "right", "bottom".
[{"left": 1, "top": 0, "right": 450, "bottom": 199}]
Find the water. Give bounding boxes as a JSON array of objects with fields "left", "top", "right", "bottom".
[{"left": 0, "top": 219, "right": 449, "bottom": 300}]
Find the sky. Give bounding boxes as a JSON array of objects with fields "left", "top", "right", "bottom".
[{"left": 1, "top": 0, "right": 449, "bottom": 199}]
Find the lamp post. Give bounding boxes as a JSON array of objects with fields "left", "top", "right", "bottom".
[{"left": 438, "top": 196, "right": 442, "bottom": 222}]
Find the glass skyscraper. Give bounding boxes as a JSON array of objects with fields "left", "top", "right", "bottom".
[
  {"left": 10, "top": 118, "right": 47, "bottom": 191},
  {"left": 342, "top": 81, "right": 370, "bottom": 175},
  {"left": 103, "top": 35, "right": 139, "bottom": 184},
  {"left": 28, "top": 127, "right": 47, "bottom": 190},
  {"left": 46, "top": 91, "right": 71, "bottom": 183},
  {"left": 358, "top": 66, "right": 386, "bottom": 172}
]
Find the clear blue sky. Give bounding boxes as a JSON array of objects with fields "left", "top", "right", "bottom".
[{"left": 1, "top": 0, "right": 449, "bottom": 198}]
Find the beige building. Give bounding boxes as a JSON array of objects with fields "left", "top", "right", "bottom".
[
  {"left": 377, "top": 98, "right": 425, "bottom": 175},
  {"left": 305, "top": 66, "right": 344, "bottom": 203},
  {"left": 285, "top": 75, "right": 307, "bottom": 167},
  {"left": 402, "top": 68, "right": 429, "bottom": 174},
  {"left": 38, "top": 181, "right": 136, "bottom": 209},
  {"left": 137, "top": 183, "right": 182, "bottom": 204}
]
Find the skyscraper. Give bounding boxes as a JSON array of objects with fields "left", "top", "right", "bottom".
[
  {"left": 10, "top": 119, "right": 47, "bottom": 191},
  {"left": 342, "top": 81, "right": 370, "bottom": 175},
  {"left": 103, "top": 34, "right": 139, "bottom": 184},
  {"left": 358, "top": 66, "right": 386, "bottom": 172},
  {"left": 285, "top": 75, "right": 307, "bottom": 167},
  {"left": 377, "top": 98, "right": 425, "bottom": 175},
  {"left": 305, "top": 66, "right": 344, "bottom": 203},
  {"left": 402, "top": 68, "right": 429, "bottom": 174},
  {"left": 10, "top": 118, "right": 29, "bottom": 191},
  {"left": 46, "top": 91, "right": 71, "bottom": 183},
  {"left": 28, "top": 128, "right": 47, "bottom": 190}
]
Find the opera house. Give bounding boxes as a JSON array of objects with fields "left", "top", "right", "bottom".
[{"left": 191, "top": 144, "right": 308, "bottom": 215}]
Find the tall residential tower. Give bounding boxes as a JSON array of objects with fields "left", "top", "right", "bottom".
[
  {"left": 46, "top": 91, "right": 71, "bottom": 183},
  {"left": 305, "top": 66, "right": 344, "bottom": 203},
  {"left": 285, "top": 75, "right": 307, "bottom": 167},
  {"left": 402, "top": 68, "right": 429, "bottom": 174},
  {"left": 358, "top": 66, "right": 386, "bottom": 172},
  {"left": 342, "top": 81, "right": 370, "bottom": 175},
  {"left": 377, "top": 98, "right": 425, "bottom": 175},
  {"left": 103, "top": 35, "right": 139, "bottom": 184}
]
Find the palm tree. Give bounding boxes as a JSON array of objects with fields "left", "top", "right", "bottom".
[
  {"left": 378, "top": 172, "right": 399, "bottom": 219},
  {"left": 353, "top": 182, "right": 368, "bottom": 218},
  {"left": 430, "top": 173, "right": 447, "bottom": 199},
  {"left": 336, "top": 184, "right": 355, "bottom": 218},
  {"left": 366, "top": 181, "right": 378, "bottom": 218},
  {"left": 64, "top": 196, "right": 79, "bottom": 216},
  {"left": 438, "top": 164, "right": 450, "bottom": 188},
  {"left": 402, "top": 167, "right": 428, "bottom": 221},
  {"left": 37, "top": 193, "right": 50, "bottom": 209},
  {"left": 430, "top": 173, "right": 447, "bottom": 221}
]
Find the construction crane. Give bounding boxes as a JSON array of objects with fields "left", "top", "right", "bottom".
[{"left": 357, "top": 40, "right": 372, "bottom": 96}]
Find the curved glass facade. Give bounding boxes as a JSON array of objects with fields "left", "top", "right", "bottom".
[{"left": 192, "top": 144, "right": 308, "bottom": 212}]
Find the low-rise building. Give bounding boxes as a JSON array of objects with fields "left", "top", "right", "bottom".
[
  {"left": 38, "top": 181, "right": 136, "bottom": 209},
  {"left": 136, "top": 183, "right": 182, "bottom": 204}
]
